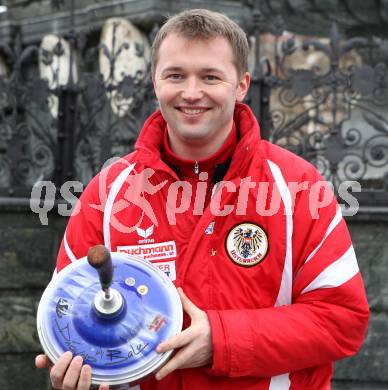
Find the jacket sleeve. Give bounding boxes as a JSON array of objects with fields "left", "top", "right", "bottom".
[
  {"left": 206, "top": 171, "right": 369, "bottom": 378},
  {"left": 56, "top": 172, "right": 105, "bottom": 273}
]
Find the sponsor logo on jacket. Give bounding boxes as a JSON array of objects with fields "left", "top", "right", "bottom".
[
  {"left": 117, "top": 240, "right": 177, "bottom": 261},
  {"left": 136, "top": 225, "right": 155, "bottom": 243}
]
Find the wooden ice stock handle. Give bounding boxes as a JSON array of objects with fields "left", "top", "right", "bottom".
[{"left": 87, "top": 245, "right": 113, "bottom": 291}]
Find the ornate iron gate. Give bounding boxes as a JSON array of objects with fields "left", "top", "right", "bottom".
[{"left": 0, "top": 0, "right": 387, "bottom": 207}]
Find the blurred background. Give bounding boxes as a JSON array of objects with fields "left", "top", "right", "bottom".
[{"left": 0, "top": 0, "right": 387, "bottom": 388}]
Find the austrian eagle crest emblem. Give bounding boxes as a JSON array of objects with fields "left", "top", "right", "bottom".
[{"left": 225, "top": 223, "right": 268, "bottom": 267}]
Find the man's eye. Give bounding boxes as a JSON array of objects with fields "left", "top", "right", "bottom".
[
  {"left": 204, "top": 75, "right": 220, "bottom": 82},
  {"left": 168, "top": 74, "right": 183, "bottom": 80}
]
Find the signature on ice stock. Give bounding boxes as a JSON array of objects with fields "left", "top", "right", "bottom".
[{"left": 104, "top": 343, "right": 149, "bottom": 366}]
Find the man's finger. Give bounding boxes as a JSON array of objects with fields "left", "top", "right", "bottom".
[
  {"left": 155, "top": 346, "right": 193, "bottom": 380},
  {"left": 77, "top": 364, "right": 92, "bottom": 390},
  {"left": 50, "top": 351, "right": 73, "bottom": 389},
  {"left": 178, "top": 288, "right": 201, "bottom": 318},
  {"left": 156, "top": 326, "right": 195, "bottom": 353},
  {"left": 62, "top": 355, "right": 84, "bottom": 390},
  {"left": 98, "top": 382, "right": 110, "bottom": 390},
  {"left": 35, "top": 354, "right": 51, "bottom": 369}
]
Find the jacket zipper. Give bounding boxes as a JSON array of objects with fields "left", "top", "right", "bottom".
[{"left": 194, "top": 160, "right": 199, "bottom": 175}]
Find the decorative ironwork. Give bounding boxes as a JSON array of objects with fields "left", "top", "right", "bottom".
[
  {"left": 0, "top": 29, "right": 48, "bottom": 194},
  {"left": 51, "top": 0, "right": 65, "bottom": 10},
  {"left": 0, "top": 0, "right": 387, "bottom": 206},
  {"left": 243, "top": 1, "right": 388, "bottom": 201},
  {"left": 0, "top": 3, "right": 156, "bottom": 196}
]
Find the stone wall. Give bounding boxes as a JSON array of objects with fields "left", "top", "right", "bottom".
[
  {"left": 0, "top": 204, "right": 65, "bottom": 390},
  {"left": 332, "top": 217, "right": 388, "bottom": 390},
  {"left": 0, "top": 205, "right": 386, "bottom": 389}
]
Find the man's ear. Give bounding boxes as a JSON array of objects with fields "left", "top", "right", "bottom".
[{"left": 236, "top": 72, "right": 251, "bottom": 102}]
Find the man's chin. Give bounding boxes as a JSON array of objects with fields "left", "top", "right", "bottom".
[{"left": 179, "top": 129, "right": 211, "bottom": 142}]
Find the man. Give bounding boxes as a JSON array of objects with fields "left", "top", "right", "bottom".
[{"left": 36, "top": 8, "right": 369, "bottom": 390}]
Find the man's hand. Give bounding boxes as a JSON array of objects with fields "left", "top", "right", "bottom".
[
  {"left": 35, "top": 352, "right": 109, "bottom": 390},
  {"left": 155, "top": 287, "right": 213, "bottom": 380}
]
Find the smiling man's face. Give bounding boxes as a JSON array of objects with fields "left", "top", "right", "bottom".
[{"left": 153, "top": 33, "right": 250, "bottom": 160}]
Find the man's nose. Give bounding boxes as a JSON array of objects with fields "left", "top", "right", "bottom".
[{"left": 181, "top": 77, "right": 203, "bottom": 101}]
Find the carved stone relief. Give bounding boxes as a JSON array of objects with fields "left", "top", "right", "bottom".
[
  {"left": 99, "top": 17, "right": 150, "bottom": 117},
  {"left": 39, "top": 34, "right": 78, "bottom": 118}
]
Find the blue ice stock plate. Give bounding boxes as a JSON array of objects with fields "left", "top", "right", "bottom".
[{"left": 37, "top": 253, "right": 183, "bottom": 386}]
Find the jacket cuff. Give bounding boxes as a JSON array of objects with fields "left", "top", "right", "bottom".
[
  {"left": 205, "top": 310, "right": 230, "bottom": 376},
  {"left": 205, "top": 310, "right": 258, "bottom": 377}
]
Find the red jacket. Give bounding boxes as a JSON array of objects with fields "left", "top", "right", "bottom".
[{"left": 57, "top": 103, "right": 369, "bottom": 390}]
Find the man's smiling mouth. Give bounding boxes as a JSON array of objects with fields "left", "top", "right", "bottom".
[{"left": 177, "top": 107, "right": 210, "bottom": 115}]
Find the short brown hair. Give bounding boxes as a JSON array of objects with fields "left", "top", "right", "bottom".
[{"left": 151, "top": 9, "right": 249, "bottom": 78}]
